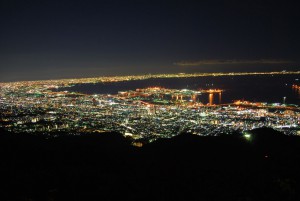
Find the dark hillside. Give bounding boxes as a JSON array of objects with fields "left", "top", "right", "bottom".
[{"left": 1, "top": 128, "right": 300, "bottom": 201}]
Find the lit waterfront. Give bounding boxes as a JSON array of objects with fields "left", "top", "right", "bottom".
[
  {"left": 2, "top": 70, "right": 300, "bottom": 86},
  {"left": 1, "top": 72, "right": 300, "bottom": 144}
]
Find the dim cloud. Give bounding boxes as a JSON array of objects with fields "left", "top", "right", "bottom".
[{"left": 174, "top": 59, "right": 293, "bottom": 66}]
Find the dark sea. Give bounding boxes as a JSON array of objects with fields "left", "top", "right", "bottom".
[{"left": 59, "top": 74, "right": 300, "bottom": 105}]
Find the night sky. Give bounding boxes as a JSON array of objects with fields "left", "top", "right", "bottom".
[{"left": 1, "top": 0, "right": 299, "bottom": 81}]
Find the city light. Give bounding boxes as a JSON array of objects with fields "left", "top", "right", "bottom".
[
  {"left": 244, "top": 133, "right": 251, "bottom": 140},
  {"left": 1, "top": 71, "right": 300, "bottom": 143}
]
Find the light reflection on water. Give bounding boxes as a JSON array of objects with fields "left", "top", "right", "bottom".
[{"left": 58, "top": 74, "right": 300, "bottom": 105}]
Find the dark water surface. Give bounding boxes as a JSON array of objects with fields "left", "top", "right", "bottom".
[{"left": 59, "top": 74, "right": 300, "bottom": 105}]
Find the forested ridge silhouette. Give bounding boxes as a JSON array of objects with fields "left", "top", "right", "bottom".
[{"left": 1, "top": 128, "right": 300, "bottom": 201}]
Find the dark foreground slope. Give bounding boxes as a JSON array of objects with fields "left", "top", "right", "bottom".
[{"left": 1, "top": 128, "right": 300, "bottom": 201}]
